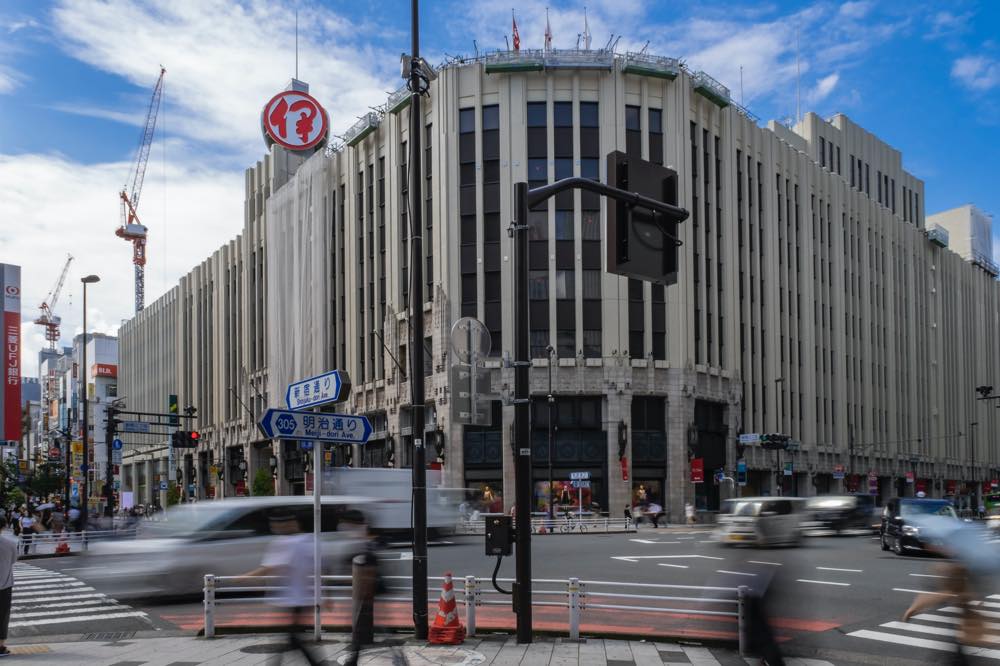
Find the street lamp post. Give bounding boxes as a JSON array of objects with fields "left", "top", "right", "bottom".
[
  {"left": 546, "top": 345, "right": 555, "bottom": 520},
  {"left": 80, "top": 274, "right": 100, "bottom": 530},
  {"left": 773, "top": 377, "right": 783, "bottom": 496}
]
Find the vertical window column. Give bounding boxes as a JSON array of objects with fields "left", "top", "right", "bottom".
[
  {"left": 554, "top": 101, "right": 575, "bottom": 357},
  {"left": 458, "top": 109, "right": 476, "bottom": 319},
  {"left": 527, "top": 101, "right": 550, "bottom": 358},
  {"left": 482, "top": 105, "right": 502, "bottom": 354},
  {"left": 400, "top": 141, "right": 409, "bottom": 309},
  {"left": 367, "top": 163, "right": 375, "bottom": 378},
  {"left": 425, "top": 124, "right": 434, "bottom": 297},
  {"left": 649, "top": 109, "right": 666, "bottom": 360},
  {"left": 377, "top": 159, "right": 386, "bottom": 378},
  {"left": 357, "top": 170, "right": 366, "bottom": 381},
  {"left": 580, "top": 102, "right": 602, "bottom": 357},
  {"left": 627, "top": 105, "right": 644, "bottom": 359}
]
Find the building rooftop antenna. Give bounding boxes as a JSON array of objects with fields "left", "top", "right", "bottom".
[
  {"left": 795, "top": 23, "right": 801, "bottom": 125},
  {"left": 295, "top": 9, "right": 299, "bottom": 79}
]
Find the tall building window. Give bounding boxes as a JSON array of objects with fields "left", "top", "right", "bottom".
[
  {"left": 377, "top": 158, "right": 386, "bottom": 378},
  {"left": 482, "top": 105, "right": 502, "bottom": 354},
  {"left": 527, "top": 101, "right": 549, "bottom": 358},
  {"left": 458, "top": 110, "right": 476, "bottom": 318},
  {"left": 648, "top": 108, "right": 663, "bottom": 166},
  {"left": 357, "top": 170, "right": 366, "bottom": 381},
  {"left": 400, "top": 141, "right": 409, "bottom": 308},
  {"left": 367, "top": 163, "right": 375, "bottom": 378},
  {"left": 580, "top": 102, "right": 601, "bottom": 357},
  {"left": 819, "top": 136, "right": 826, "bottom": 168},
  {"left": 626, "top": 107, "right": 644, "bottom": 359},
  {"left": 425, "top": 124, "right": 433, "bottom": 296},
  {"left": 553, "top": 101, "right": 575, "bottom": 358},
  {"left": 625, "top": 105, "right": 641, "bottom": 158}
]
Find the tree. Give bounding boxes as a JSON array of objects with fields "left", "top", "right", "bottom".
[
  {"left": 252, "top": 468, "right": 274, "bottom": 497},
  {"left": 166, "top": 482, "right": 181, "bottom": 507}
]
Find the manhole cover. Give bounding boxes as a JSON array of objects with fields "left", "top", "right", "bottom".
[
  {"left": 81, "top": 632, "right": 136, "bottom": 642},
  {"left": 337, "top": 646, "right": 486, "bottom": 665},
  {"left": 240, "top": 643, "right": 296, "bottom": 654}
]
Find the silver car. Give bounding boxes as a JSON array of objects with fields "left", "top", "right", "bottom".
[
  {"left": 77, "top": 495, "right": 372, "bottom": 598},
  {"left": 716, "top": 497, "right": 807, "bottom": 547}
]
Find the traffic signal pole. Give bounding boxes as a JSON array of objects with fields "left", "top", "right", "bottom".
[
  {"left": 104, "top": 405, "right": 118, "bottom": 517},
  {"left": 510, "top": 172, "right": 687, "bottom": 643},
  {"left": 407, "top": 0, "right": 428, "bottom": 640}
]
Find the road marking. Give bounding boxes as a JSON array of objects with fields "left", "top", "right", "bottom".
[
  {"left": 698, "top": 540, "right": 716, "bottom": 543},
  {"left": 909, "top": 573, "right": 947, "bottom": 579},
  {"left": 13, "top": 587, "right": 96, "bottom": 598},
  {"left": 8, "top": 592, "right": 106, "bottom": 604},
  {"left": 11, "top": 599, "right": 109, "bottom": 611},
  {"left": 628, "top": 539, "right": 681, "bottom": 544},
  {"left": 914, "top": 613, "right": 1000, "bottom": 632},
  {"left": 14, "top": 581, "right": 86, "bottom": 591},
  {"left": 850, "top": 629, "right": 1000, "bottom": 658},
  {"left": 796, "top": 579, "right": 850, "bottom": 587},
  {"left": 8, "top": 611, "right": 148, "bottom": 628},
  {"left": 611, "top": 554, "right": 724, "bottom": 563},
  {"left": 400, "top": 552, "right": 413, "bottom": 560},
  {"left": 880, "top": 621, "right": 959, "bottom": 638},
  {"left": 990, "top": 595, "right": 1000, "bottom": 600},
  {"left": 973, "top": 601, "right": 1000, "bottom": 609},
  {"left": 816, "top": 567, "right": 862, "bottom": 573},
  {"left": 12, "top": 605, "right": 131, "bottom": 620},
  {"left": 748, "top": 560, "right": 782, "bottom": 566},
  {"left": 657, "top": 564, "right": 689, "bottom": 569},
  {"left": 716, "top": 570, "right": 756, "bottom": 577},
  {"left": 893, "top": 588, "right": 957, "bottom": 596},
  {"left": 942, "top": 606, "right": 1000, "bottom": 619},
  {"left": 677, "top": 537, "right": 695, "bottom": 540}
]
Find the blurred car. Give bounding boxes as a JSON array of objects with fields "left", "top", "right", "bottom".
[
  {"left": 716, "top": 497, "right": 807, "bottom": 547},
  {"left": 880, "top": 497, "right": 959, "bottom": 556},
  {"left": 77, "top": 495, "right": 372, "bottom": 599},
  {"left": 804, "top": 494, "right": 876, "bottom": 535}
]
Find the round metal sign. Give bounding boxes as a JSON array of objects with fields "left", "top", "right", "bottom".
[
  {"left": 261, "top": 90, "right": 329, "bottom": 151},
  {"left": 450, "top": 317, "right": 491, "bottom": 364}
]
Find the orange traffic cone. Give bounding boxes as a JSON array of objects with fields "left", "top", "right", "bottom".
[{"left": 428, "top": 571, "right": 466, "bottom": 645}]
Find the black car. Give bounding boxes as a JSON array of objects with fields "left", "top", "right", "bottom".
[
  {"left": 806, "top": 494, "right": 876, "bottom": 534},
  {"left": 880, "top": 498, "right": 958, "bottom": 556}
]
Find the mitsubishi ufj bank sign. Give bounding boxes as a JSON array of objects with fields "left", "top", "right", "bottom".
[
  {"left": 0, "top": 264, "right": 20, "bottom": 443},
  {"left": 261, "top": 89, "right": 329, "bottom": 151}
]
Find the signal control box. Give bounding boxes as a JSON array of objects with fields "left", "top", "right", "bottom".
[{"left": 485, "top": 515, "right": 513, "bottom": 556}]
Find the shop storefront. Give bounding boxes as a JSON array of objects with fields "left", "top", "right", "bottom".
[
  {"left": 530, "top": 396, "right": 606, "bottom": 513},
  {"left": 691, "top": 400, "right": 727, "bottom": 511},
  {"left": 632, "top": 397, "right": 667, "bottom": 514},
  {"left": 463, "top": 402, "right": 503, "bottom": 513}
]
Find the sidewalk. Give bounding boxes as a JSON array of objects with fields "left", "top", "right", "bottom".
[{"left": 5, "top": 630, "right": 834, "bottom": 665}]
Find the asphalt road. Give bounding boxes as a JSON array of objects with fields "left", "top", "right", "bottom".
[{"left": 20, "top": 528, "right": 1000, "bottom": 664}]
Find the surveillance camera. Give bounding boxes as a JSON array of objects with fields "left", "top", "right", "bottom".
[
  {"left": 417, "top": 57, "right": 438, "bottom": 81},
  {"left": 400, "top": 53, "right": 411, "bottom": 80}
]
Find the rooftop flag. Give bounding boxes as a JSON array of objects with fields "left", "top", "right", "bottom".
[
  {"left": 544, "top": 8, "right": 552, "bottom": 51},
  {"left": 512, "top": 10, "right": 520, "bottom": 51}
]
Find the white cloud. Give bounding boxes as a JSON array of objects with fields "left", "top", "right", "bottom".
[
  {"left": 838, "top": 1, "right": 871, "bottom": 21},
  {"left": 0, "top": 65, "right": 21, "bottom": 93},
  {"left": 51, "top": 0, "right": 399, "bottom": 163},
  {"left": 0, "top": 153, "right": 244, "bottom": 377},
  {"left": 952, "top": 55, "right": 1000, "bottom": 92},
  {"left": 808, "top": 72, "right": 840, "bottom": 104},
  {"left": 925, "top": 11, "right": 973, "bottom": 41}
]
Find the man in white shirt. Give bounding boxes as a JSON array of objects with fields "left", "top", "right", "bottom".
[
  {"left": 0, "top": 522, "right": 17, "bottom": 657},
  {"left": 244, "top": 513, "right": 318, "bottom": 665}
]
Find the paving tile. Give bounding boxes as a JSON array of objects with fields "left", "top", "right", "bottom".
[
  {"left": 654, "top": 642, "right": 685, "bottom": 652},
  {"left": 520, "top": 640, "right": 555, "bottom": 666},
  {"left": 659, "top": 649, "right": 692, "bottom": 664},
  {"left": 549, "top": 640, "right": 580, "bottom": 666},
  {"left": 681, "top": 645, "right": 720, "bottom": 665},
  {"left": 578, "top": 638, "right": 609, "bottom": 666},
  {"left": 490, "top": 637, "right": 527, "bottom": 666},
  {"left": 605, "top": 638, "right": 635, "bottom": 663}
]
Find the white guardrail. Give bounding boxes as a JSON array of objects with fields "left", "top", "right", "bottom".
[
  {"left": 456, "top": 517, "right": 638, "bottom": 535},
  {"left": 203, "top": 573, "right": 749, "bottom": 654},
  {"left": 16, "top": 528, "right": 138, "bottom": 555}
]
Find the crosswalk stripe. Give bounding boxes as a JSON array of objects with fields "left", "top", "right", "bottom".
[
  {"left": 12, "top": 599, "right": 109, "bottom": 611},
  {"left": 942, "top": 606, "right": 1000, "bottom": 619},
  {"left": 8, "top": 611, "right": 148, "bottom": 628},
  {"left": 15, "top": 582, "right": 86, "bottom": 591},
  {"left": 913, "top": 613, "right": 1000, "bottom": 632},
  {"left": 13, "top": 586, "right": 96, "bottom": 598},
  {"left": 847, "top": 629, "right": 965, "bottom": 653},
  {"left": 10, "top": 592, "right": 106, "bottom": 604},
  {"left": 880, "top": 621, "right": 1000, "bottom": 644},
  {"left": 13, "top": 604, "right": 130, "bottom": 619}
]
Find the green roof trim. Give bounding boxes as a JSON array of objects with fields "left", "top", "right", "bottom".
[
  {"left": 485, "top": 62, "right": 545, "bottom": 73},
  {"left": 389, "top": 95, "right": 411, "bottom": 114},
  {"left": 694, "top": 84, "right": 730, "bottom": 108},
  {"left": 346, "top": 124, "right": 376, "bottom": 147},
  {"left": 622, "top": 64, "right": 677, "bottom": 80}
]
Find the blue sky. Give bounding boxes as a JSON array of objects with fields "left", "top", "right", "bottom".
[{"left": 1, "top": 0, "right": 998, "bottom": 374}]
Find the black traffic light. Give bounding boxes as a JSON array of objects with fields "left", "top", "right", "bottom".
[
  {"left": 171, "top": 430, "right": 200, "bottom": 449},
  {"left": 485, "top": 515, "right": 513, "bottom": 556},
  {"left": 606, "top": 151, "right": 683, "bottom": 286},
  {"left": 760, "top": 433, "right": 789, "bottom": 451}
]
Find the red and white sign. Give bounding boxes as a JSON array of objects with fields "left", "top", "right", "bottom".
[
  {"left": 915, "top": 478, "right": 927, "bottom": 494},
  {"left": 946, "top": 480, "right": 956, "bottom": 495},
  {"left": 48, "top": 447, "right": 60, "bottom": 458},
  {"left": 905, "top": 471, "right": 914, "bottom": 484},
  {"left": 1, "top": 264, "right": 20, "bottom": 443},
  {"left": 620, "top": 457, "right": 629, "bottom": 482},
  {"left": 690, "top": 457, "right": 704, "bottom": 484},
  {"left": 92, "top": 363, "right": 117, "bottom": 379},
  {"left": 261, "top": 90, "right": 329, "bottom": 151}
]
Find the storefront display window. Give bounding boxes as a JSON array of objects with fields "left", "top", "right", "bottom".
[
  {"left": 466, "top": 482, "right": 503, "bottom": 514},
  {"left": 533, "top": 480, "right": 596, "bottom": 514},
  {"left": 631, "top": 480, "right": 662, "bottom": 508}
]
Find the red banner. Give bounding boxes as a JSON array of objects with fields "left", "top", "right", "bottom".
[
  {"left": 620, "top": 457, "right": 629, "bottom": 482},
  {"left": 984, "top": 481, "right": 993, "bottom": 495},
  {"left": 3, "top": 310, "right": 19, "bottom": 442},
  {"left": 92, "top": 363, "right": 117, "bottom": 378},
  {"left": 690, "top": 458, "right": 704, "bottom": 484},
  {"left": 946, "top": 480, "right": 956, "bottom": 495},
  {"left": 915, "top": 478, "right": 927, "bottom": 494}
]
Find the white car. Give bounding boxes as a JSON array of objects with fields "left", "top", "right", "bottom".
[
  {"left": 716, "top": 497, "right": 807, "bottom": 547},
  {"left": 76, "top": 495, "right": 373, "bottom": 598}
]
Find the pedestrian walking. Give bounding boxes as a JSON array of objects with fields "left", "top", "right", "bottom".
[
  {"left": 342, "top": 512, "right": 379, "bottom": 666},
  {"left": 19, "top": 512, "right": 36, "bottom": 556},
  {"left": 0, "top": 521, "right": 16, "bottom": 657},
  {"left": 685, "top": 502, "right": 696, "bottom": 525},
  {"left": 243, "top": 512, "right": 320, "bottom": 665},
  {"left": 623, "top": 505, "right": 632, "bottom": 529}
]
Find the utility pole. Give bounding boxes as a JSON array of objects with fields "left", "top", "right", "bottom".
[
  {"left": 407, "top": 0, "right": 428, "bottom": 640},
  {"left": 80, "top": 274, "right": 100, "bottom": 529},
  {"left": 104, "top": 403, "right": 119, "bottom": 517}
]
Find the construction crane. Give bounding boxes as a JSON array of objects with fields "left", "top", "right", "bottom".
[
  {"left": 33, "top": 254, "right": 74, "bottom": 349},
  {"left": 116, "top": 65, "right": 165, "bottom": 313}
]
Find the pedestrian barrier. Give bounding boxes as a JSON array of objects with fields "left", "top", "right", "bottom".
[
  {"left": 15, "top": 528, "right": 138, "bottom": 556},
  {"left": 202, "top": 572, "right": 747, "bottom": 654},
  {"left": 456, "top": 517, "right": 637, "bottom": 535}
]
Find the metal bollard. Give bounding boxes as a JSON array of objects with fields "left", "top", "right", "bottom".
[
  {"left": 737, "top": 585, "right": 748, "bottom": 657},
  {"left": 465, "top": 575, "right": 477, "bottom": 637},
  {"left": 203, "top": 574, "right": 216, "bottom": 638},
  {"left": 568, "top": 577, "right": 581, "bottom": 639},
  {"left": 351, "top": 554, "right": 377, "bottom": 649}
]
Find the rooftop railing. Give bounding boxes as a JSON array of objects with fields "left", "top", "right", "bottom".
[
  {"left": 343, "top": 112, "right": 381, "bottom": 147},
  {"left": 692, "top": 70, "right": 731, "bottom": 108},
  {"left": 927, "top": 225, "right": 949, "bottom": 248}
]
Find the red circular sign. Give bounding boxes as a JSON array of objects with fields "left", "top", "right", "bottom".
[
  {"left": 49, "top": 447, "right": 60, "bottom": 458},
  {"left": 261, "top": 90, "right": 329, "bottom": 151}
]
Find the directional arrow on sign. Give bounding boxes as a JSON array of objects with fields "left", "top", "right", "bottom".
[{"left": 258, "top": 408, "right": 373, "bottom": 444}]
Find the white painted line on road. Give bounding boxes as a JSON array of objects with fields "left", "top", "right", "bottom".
[
  {"left": 913, "top": 613, "right": 1000, "bottom": 632},
  {"left": 59, "top": 567, "right": 91, "bottom": 572},
  {"left": 677, "top": 537, "right": 695, "bottom": 540},
  {"left": 716, "top": 570, "right": 756, "bottom": 577},
  {"left": 945, "top": 605, "right": 1000, "bottom": 619},
  {"left": 909, "top": 573, "right": 947, "bottom": 579},
  {"left": 8, "top": 610, "right": 149, "bottom": 628},
  {"left": 972, "top": 601, "right": 1000, "bottom": 609},
  {"left": 13, "top": 586, "right": 96, "bottom": 598},
  {"left": 816, "top": 567, "right": 862, "bottom": 573},
  {"left": 698, "top": 540, "right": 716, "bottom": 544},
  {"left": 13, "top": 604, "right": 128, "bottom": 619},
  {"left": 628, "top": 539, "right": 681, "bottom": 544},
  {"left": 990, "top": 595, "right": 1000, "bottom": 600},
  {"left": 748, "top": 560, "right": 782, "bottom": 566},
  {"left": 657, "top": 564, "right": 689, "bottom": 569},
  {"left": 15, "top": 581, "right": 86, "bottom": 591},
  {"left": 8, "top": 592, "right": 106, "bottom": 604},
  {"left": 846, "top": 629, "right": 964, "bottom": 653},
  {"left": 796, "top": 579, "right": 850, "bottom": 587},
  {"left": 611, "top": 554, "right": 724, "bottom": 563},
  {"left": 12, "top": 599, "right": 109, "bottom": 611},
  {"left": 893, "top": 588, "right": 957, "bottom": 596}
]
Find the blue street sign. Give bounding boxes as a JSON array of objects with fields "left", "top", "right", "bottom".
[
  {"left": 80, "top": 463, "right": 89, "bottom": 473},
  {"left": 160, "top": 481, "right": 167, "bottom": 491},
  {"left": 122, "top": 421, "right": 151, "bottom": 434},
  {"left": 285, "top": 370, "right": 347, "bottom": 410},
  {"left": 300, "top": 441, "right": 314, "bottom": 451},
  {"left": 258, "top": 408, "right": 372, "bottom": 444},
  {"left": 112, "top": 438, "right": 124, "bottom": 450}
]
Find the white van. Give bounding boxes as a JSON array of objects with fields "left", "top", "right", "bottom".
[{"left": 716, "top": 497, "right": 807, "bottom": 547}]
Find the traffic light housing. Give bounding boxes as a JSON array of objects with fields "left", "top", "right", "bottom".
[
  {"left": 171, "top": 430, "right": 200, "bottom": 449},
  {"left": 606, "top": 151, "right": 682, "bottom": 286},
  {"left": 760, "top": 433, "right": 790, "bottom": 450}
]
